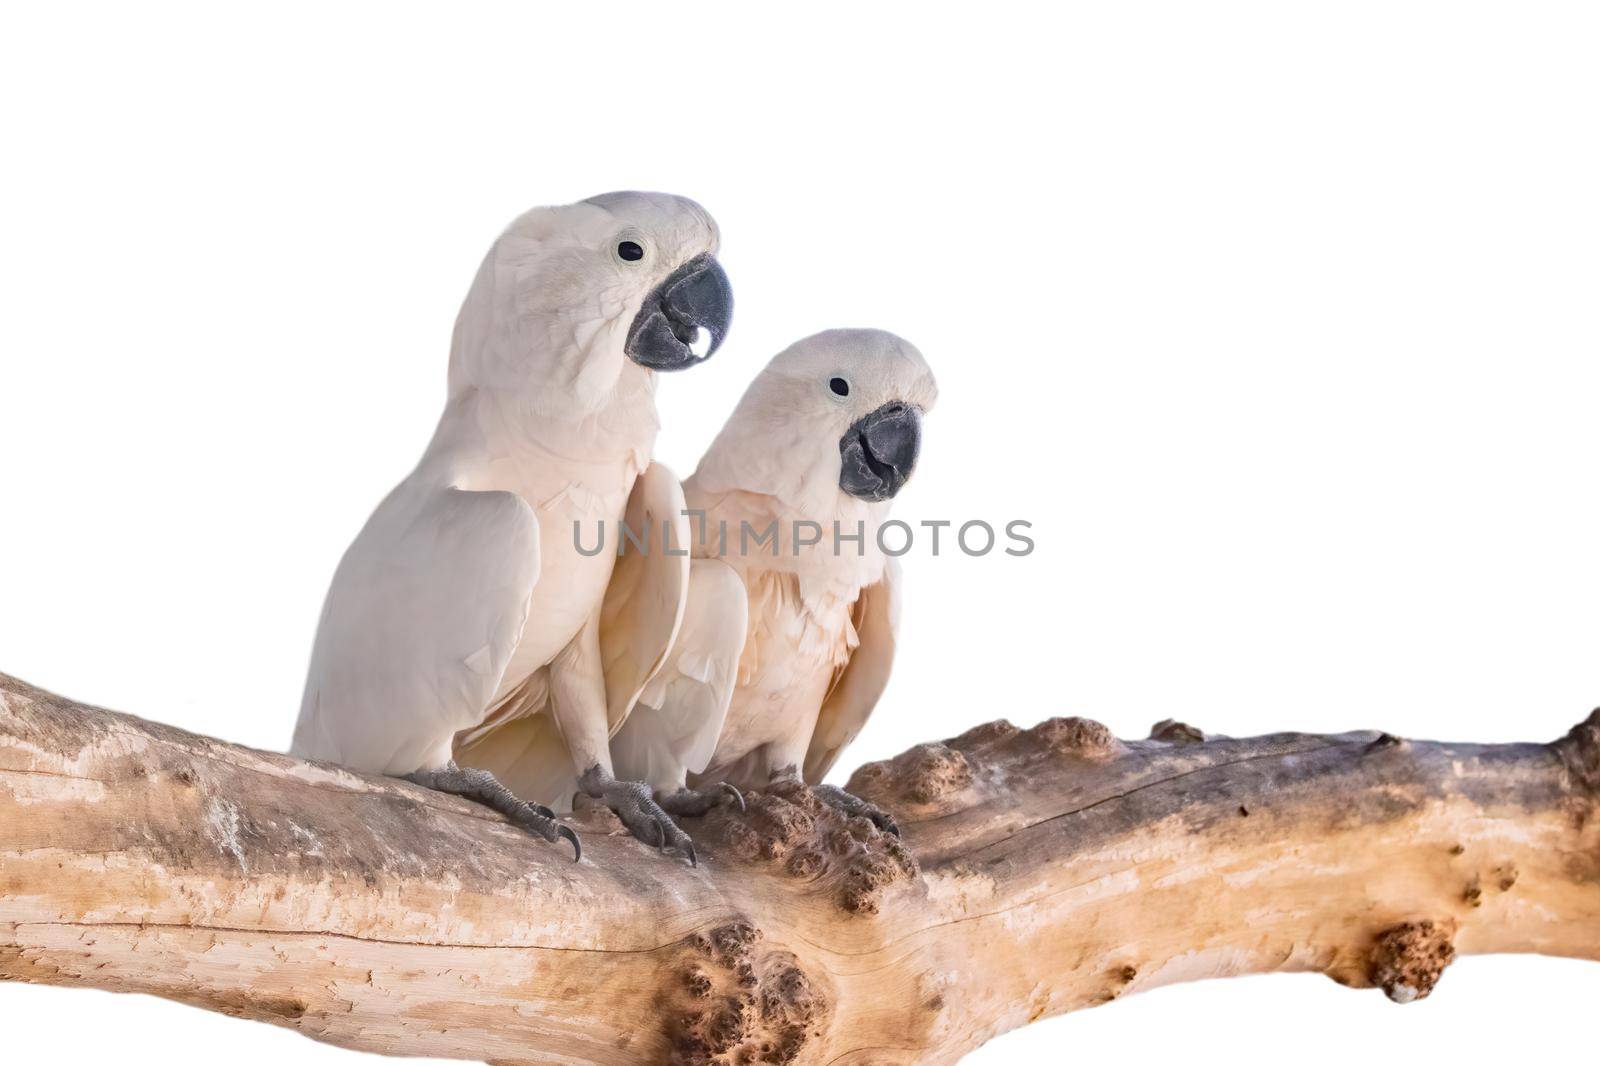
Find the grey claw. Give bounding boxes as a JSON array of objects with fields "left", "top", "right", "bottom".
[
  {"left": 558, "top": 824, "right": 581, "bottom": 863},
  {"left": 814, "top": 783, "right": 901, "bottom": 836},
  {"left": 578, "top": 765, "right": 702, "bottom": 865},
  {"left": 401, "top": 765, "right": 583, "bottom": 857},
  {"left": 720, "top": 782, "right": 746, "bottom": 815},
  {"left": 868, "top": 811, "right": 900, "bottom": 836},
  {"left": 686, "top": 839, "right": 697, "bottom": 867}
]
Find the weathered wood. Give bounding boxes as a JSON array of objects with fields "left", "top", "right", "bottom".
[{"left": 2, "top": 671, "right": 1597, "bottom": 1064}]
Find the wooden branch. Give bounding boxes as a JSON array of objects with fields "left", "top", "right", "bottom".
[{"left": 2, "top": 671, "right": 1598, "bottom": 1065}]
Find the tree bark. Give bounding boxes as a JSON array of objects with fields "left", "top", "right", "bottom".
[{"left": 2, "top": 671, "right": 1597, "bottom": 1065}]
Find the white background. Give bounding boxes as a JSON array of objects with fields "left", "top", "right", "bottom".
[{"left": 2, "top": 2, "right": 1597, "bottom": 1063}]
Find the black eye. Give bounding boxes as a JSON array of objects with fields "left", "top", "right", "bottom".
[
  {"left": 617, "top": 240, "right": 644, "bottom": 262},
  {"left": 829, "top": 377, "right": 850, "bottom": 397}
]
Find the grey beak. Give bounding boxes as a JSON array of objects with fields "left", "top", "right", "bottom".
[
  {"left": 624, "top": 254, "right": 734, "bottom": 371},
  {"left": 839, "top": 401, "right": 922, "bottom": 501}
]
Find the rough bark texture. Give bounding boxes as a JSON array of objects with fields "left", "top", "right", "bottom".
[{"left": 2, "top": 671, "right": 1598, "bottom": 1065}]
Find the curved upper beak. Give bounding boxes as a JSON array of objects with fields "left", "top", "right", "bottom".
[
  {"left": 624, "top": 253, "right": 734, "bottom": 372},
  {"left": 839, "top": 401, "right": 923, "bottom": 502}
]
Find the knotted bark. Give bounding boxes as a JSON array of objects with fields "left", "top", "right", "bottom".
[{"left": 2, "top": 671, "right": 1597, "bottom": 1064}]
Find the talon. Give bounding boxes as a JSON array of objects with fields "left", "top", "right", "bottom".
[
  {"left": 580, "top": 766, "right": 708, "bottom": 864},
  {"left": 813, "top": 783, "right": 901, "bottom": 837},
  {"left": 558, "top": 824, "right": 581, "bottom": 863},
  {"left": 720, "top": 782, "right": 747, "bottom": 815},
  {"left": 533, "top": 803, "right": 556, "bottom": 820}
]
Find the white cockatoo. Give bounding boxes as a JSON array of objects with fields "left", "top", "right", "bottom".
[
  {"left": 611, "top": 328, "right": 935, "bottom": 831},
  {"left": 290, "top": 192, "right": 734, "bottom": 863}
]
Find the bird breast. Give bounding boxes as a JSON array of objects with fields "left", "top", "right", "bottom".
[{"left": 737, "top": 569, "right": 859, "bottom": 690}]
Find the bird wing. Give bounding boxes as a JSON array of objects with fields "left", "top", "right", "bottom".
[
  {"left": 292, "top": 486, "right": 540, "bottom": 777},
  {"left": 802, "top": 557, "right": 903, "bottom": 784},
  {"left": 450, "top": 464, "right": 691, "bottom": 810},
  {"left": 612, "top": 558, "right": 749, "bottom": 790},
  {"left": 598, "top": 461, "right": 694, "bottom": 733}
]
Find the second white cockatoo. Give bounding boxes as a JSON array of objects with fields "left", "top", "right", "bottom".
[
  {"left": 291, "top": 191, "right": 734, "bottom": 863},
  {"left": 611, "top": 328, "right": 936, "bottom": 832}
]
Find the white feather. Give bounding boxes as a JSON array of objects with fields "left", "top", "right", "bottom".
[{"left": 291, "top": 192, "right": 721, "bottom": 811}]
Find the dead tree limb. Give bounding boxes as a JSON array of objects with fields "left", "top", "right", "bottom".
[{"left": 2, "top": 671, "right": 1598, "bottom": 1064}]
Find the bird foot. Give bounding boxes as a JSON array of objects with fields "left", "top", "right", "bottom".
[
  {"left": 656, "top": 781, "right": 746, "bottom": 818},
  {"left": 400, "top": 763, "right": 580, "bottom": 861},
  {"left": 578, "top": 766, "right": 701, "bottom": 865},
  {"left": 811, "top": 782, "right": 901, "bottom": 837}
]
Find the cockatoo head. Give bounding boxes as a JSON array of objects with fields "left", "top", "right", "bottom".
[
  {"left": 697, "top": 329, "right": 938, "bottom": 518},
  {"left": 449, "top": 191, "right": 732, "bottom": 413}
]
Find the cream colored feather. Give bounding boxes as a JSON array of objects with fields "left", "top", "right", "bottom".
[{"left": 616, "top": 329, "right": 936, "bottom": 795}]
